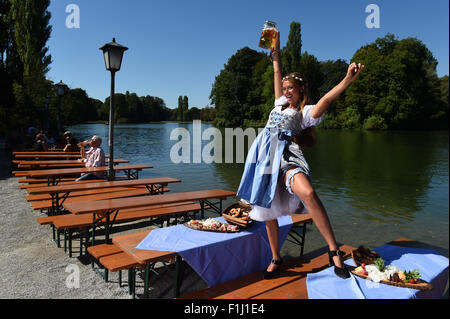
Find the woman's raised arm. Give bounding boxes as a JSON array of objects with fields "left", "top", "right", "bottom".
[
  {"left": 311, "top": 62, "right": 364, "bottom": 118},
  {"left": 272, "top": 31, "right": 283, "bottom": 100}
]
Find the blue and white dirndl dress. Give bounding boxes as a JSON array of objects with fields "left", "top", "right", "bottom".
[{"left": 237, "top": 95, "right": 323, "bottom": 221}]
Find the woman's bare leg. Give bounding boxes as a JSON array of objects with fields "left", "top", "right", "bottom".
[
  {"left": 265, "top": 219, "right": 281, "bottom": 271},
  {"left": 285, "top": 169, "right": 344, "bottom": 267}
]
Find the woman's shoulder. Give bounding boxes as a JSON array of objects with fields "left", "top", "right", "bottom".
[{"left": 302, "top": 104, "right": 315, "bottom": 113}]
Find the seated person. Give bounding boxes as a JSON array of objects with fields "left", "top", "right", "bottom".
[
  {"left": 33, "top": 133, "right": 48, "bottom": 151},
  {"left": 63, "top": 136, "right": 80, "bottom": 152},
  {"left": 76, "top": 135, "right": 106, "bottom": 181}
]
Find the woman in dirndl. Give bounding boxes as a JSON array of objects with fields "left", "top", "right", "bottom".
[{"left": 237, "top": 30, "right": 364, "bottom": 279}]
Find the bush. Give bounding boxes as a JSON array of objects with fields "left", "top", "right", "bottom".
[{"left": 363, "top": 115, "right": 388, "bottom": 130}]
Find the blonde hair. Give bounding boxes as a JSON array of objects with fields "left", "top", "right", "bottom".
[{"left": 282, "top": 72, "right": 317, "bottom": 148}]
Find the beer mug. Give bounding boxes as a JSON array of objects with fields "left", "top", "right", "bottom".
[
  {"left": 258, "top": 21, "right": 278, "bottom": 49},
  {"left": 80, "top": 140, "right": 90, "bottom": 146}
]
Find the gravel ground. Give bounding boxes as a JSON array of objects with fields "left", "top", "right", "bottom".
[{"left": 0, "top": 144, "right": 207, "bottom": 299}]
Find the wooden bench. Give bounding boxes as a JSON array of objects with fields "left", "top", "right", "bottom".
[
  {"left": 93, "top": 247, "right": 142, "bottom": 297},
  {"left": 19, "top": 178, "right": 128, "bottom": 188},
  {"left": 31, "top": 188, "right": 153, "bottom": 212},
  {"left": 177, "top": 238, "right": 433, "bottom": 299},
  {"left": 177, "top": 243, "right": 355, "bottom": 299},
  {"left": 19, "top": 177, "right": 80, "bottom": 186}
]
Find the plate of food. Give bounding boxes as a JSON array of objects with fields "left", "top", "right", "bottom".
[
  {"left": 350, "top": 246, "right": 433, "bottom": 291},
  {"left": 184, "top": 218, "right": 240, "bottom": 233},
  {"left": 222, "top": 201, "right": 253, "bottom": 228}
]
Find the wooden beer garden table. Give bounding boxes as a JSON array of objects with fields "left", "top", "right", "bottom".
[
  {"left": 28, "top": 177, "right": 181, "bottom": 214},
  {"left": 13, "top": 151, "right": 80, "bottom": 155},
  {"left": 63, "top": 189, "right": 237, "bottom": 248},
  {"left": 15, "top": 164, "right": 153, "bottom": 185},
  {"left": 15, "top": 158, "right": 129, "bottom": 168},
  {"left": 14, "top": 154, "right": 113, "bottom": 159}
]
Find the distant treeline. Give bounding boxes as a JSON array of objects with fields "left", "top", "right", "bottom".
[{"left": 211, "top": 23, "right": 448, "bottom": 130}]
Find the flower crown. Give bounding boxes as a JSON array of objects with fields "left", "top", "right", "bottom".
[{"left": 282, "top": 75, "right": 303, "bottom": 82}]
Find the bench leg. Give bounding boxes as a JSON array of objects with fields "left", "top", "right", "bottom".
[
  {"left": 63, "top": 229, "right": 67, "bottom": 252},
  {"left": 56, "top": 229, "right": 61, "bottom": 248},
  {"left": 174, "top": 256, "right": 184, "bottom": 298},
  {"left": 144, "top": 263, "right": 150, "bottom": 299},
  {"left": 79, "top": 228, "right": 83, "bottom": 256},
  {"left": 286, "top": 223, "right": 309, "bottom": 260},
  {"left": 128, "top": 267, "right": 135, "bottom": 298},
  {"left": 105, "top": 268, "right": 109, "bottom": 282},
  {"left": 68, "top": 229, "right": 73, "bottom": 258},
  {"left": 300, "top": 223, "right": 307, "bottom": 258}
]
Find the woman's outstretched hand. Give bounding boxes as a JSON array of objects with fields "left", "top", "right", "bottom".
[{"left": 346, "top": 62, "right": 365, "bottom": 83}]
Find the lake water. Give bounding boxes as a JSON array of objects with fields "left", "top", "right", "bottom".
[{"left": 67, "top": 123, "right": 449, "bottom": 257}]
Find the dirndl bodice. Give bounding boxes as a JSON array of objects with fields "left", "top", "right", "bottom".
[{"left": 237, "top": 95, "right": 323, "bottom": 220}]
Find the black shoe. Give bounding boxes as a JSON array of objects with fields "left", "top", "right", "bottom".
[
  {"left": 262, "top": 258, "right": 283, "bottom": 279},
  {"left": 328, "top": 249, "right": 351, "bottom": 279}
]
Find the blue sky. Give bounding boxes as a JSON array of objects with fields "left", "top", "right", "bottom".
[{"left": 46, "top": 0, "right": 449, "bottom": 109}]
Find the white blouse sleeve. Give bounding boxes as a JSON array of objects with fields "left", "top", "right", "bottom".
[
  {"left": 274, "top": 95, "right": 288, "bottom": 108},
  {"left": 301, "top": 105, "right": 324, "bottom": 130}
]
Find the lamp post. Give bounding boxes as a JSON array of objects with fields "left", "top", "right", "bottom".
[
  {"left": 55, "top": 80, "right": 67, "bottom": 134},
  {"left": 100, "top": 38, "right": 128, "bottom": 181},
  {"left": 44, "top": 95, "right": 51, "bottom": 132}
]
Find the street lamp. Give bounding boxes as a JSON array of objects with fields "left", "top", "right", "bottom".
[
  {"left": 44, "top": 95, "right": 51, "bottom": 132},
  {"left": 55, "top": 80, "right": 67, "bottom": 134},
  {"left": 100, "top": 38, "right": 128, "bottom": 181}
]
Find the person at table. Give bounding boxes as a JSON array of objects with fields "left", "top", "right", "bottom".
[
  {"left": 237, "top": 29, "right": 364, "bottom": 280},
  {"left": 33, "top": 133, "right": 48, "bottom": 151},
  {"left": 63, "top": 135, "right": 80, "bottom": 152},
  {"left": 76, "top": 135, "right": 106, "bottom": 181}
]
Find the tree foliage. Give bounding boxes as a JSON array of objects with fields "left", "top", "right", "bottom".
[
  {"left": 210, "top": 47, "right": 267, "bottom": 127},
  {"left": 344, "top": 33, "right": 447, "bottom": 129},
  {"left": 210, "top": 29, "right": 448, "bottom": 130},
  {"left": 0, "top": 0, "right": 53, "bottom": 135}
]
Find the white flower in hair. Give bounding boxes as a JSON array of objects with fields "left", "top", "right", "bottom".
[{"left": 282, "top": 75, "right": 303, "bottom": 82}]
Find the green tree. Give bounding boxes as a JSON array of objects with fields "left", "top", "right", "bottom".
[
  {"left": 281, "top": 21, "right": 302, "bottom": 74},
  {"left": 0, "top": 0, "right": 52, "bottom": 133},
  {"left": 346, "top": 33, "right": 447, "bottom": 129},
  {"left": 318, "top": 59, "right": 349, "bottom": 129},
  {"left": 177, "top": 95, "right": 183, "bottom": 121},
  {"left": 297, "top": 51, "right": 324, "bottom": 104},
  {"left": 210, "top": 47, "right": 266, "bottom": 127},
  {"left": 9, "top": 0, "right": 52, "bottom": 127}
]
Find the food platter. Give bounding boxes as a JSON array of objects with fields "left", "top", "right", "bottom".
[
  {"left": 350, "top": 246, "right": 433, "bottom": 291},
  {"left": 184, "top": 218, "right": 240, "bottom": 233},
  {"left": 222, "top": 201, "right": 254, "bottom": 228}
]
